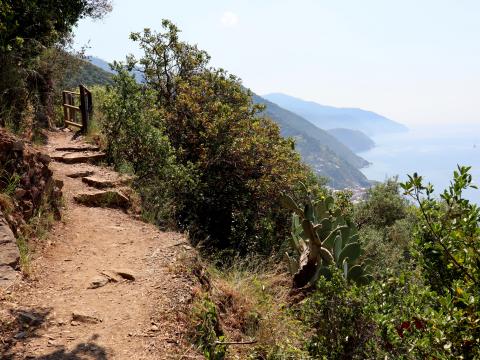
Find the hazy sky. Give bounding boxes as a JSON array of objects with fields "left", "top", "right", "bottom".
[{"left": 74, "top": 0, "right": 480, "bottom": 126}]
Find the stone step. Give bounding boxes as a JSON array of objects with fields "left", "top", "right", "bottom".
[
  {"left": 81, "top": 176, "right": 132, "bottom": 189},
  {"left": 55, "top": 145, "right": 100, "bottom": 152},
  {"left": 67, "top": 170, "right": 95, "bottom": 179},
  {"left": 74, "top": 190, "right": 130, "bottom": 209},
  {"left": 52, "top": 152, "right": 106, "bottom": 164}
]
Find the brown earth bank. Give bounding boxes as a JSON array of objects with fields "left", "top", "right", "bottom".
[{"left": 0, "top": 130, "right": 203, "bottom": 359}]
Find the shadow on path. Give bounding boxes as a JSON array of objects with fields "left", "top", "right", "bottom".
[
  {"left": 1, "top": 308, "right": 108, "bottom": 359},
  {"left": 32, "top": 335, "right": 108, "bottom": 360}
]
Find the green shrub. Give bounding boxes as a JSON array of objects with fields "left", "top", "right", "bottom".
[
  {"left": 353, "top": 179, "right": 416, "bottom": 278},
  {"left": 355, "top": 178, "right": 410, "bottom": 230},
  {"left": 100, "top": 67, "right": 194, "bottom": 227},
  {"left": 400, "top": 166, "right": 480, "bottom": 357},
  {"left": 299, "top": 168, "right": 480, "bottom": 359},
  {"left": 301, "top": 270, "right": 378, "bottom": 359},
  {"left": 191, "top": 295, "right": 226, "bottom": 360}
]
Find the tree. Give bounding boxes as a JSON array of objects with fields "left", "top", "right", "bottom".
[
  {"left": 105, "top": 21, "right": 321, "bottom": 255},
  {"left": 0, "top": 0, "right": 112, "bottom": 129},
  {"left": 354, "top": 178, "right": 409, "bottom": 230}
]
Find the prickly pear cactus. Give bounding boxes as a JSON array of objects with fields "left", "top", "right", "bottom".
[{"left": 281, "top": 192, "right": 370, "bottom": 288}]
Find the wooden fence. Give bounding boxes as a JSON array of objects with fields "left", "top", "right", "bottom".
[{"left": 62, "top": 84, "right": 92, "bottom": 133}]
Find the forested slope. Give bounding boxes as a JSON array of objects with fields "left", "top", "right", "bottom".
[{"left": 252, "top": 94, "right": 370, "bottom": 188}]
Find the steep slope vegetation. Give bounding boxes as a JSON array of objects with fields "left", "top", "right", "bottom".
[
  {"left": 252, "top": 94, "right": 370, "bottom": 188},
  {"left": 264, "top": 93, "right": 407, "bottom": 136},
  {"left": 328, "top": 128, "right": 375, "bottom": 153}
]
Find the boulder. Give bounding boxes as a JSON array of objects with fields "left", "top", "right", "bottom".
[{"left": 0, "top": 242, "right": 20, "bottom": 268}]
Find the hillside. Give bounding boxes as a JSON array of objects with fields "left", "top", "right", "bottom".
[
  {"left": 264, "top": 93, "right": 408, "bottom": 136},
  {"left": 252, "top": 94, "right": 370, "bottom": 188},
  {"left": 88, "top": 56, "right": 144, "bottom": 83},
  {"left": 328, "top": 128, "right": 375, "bottom": 153},
  {"left": 61, "top": 58, "right": 113, "bottom": 89}
]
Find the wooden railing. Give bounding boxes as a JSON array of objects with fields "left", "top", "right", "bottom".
[{"left": 62, "top": 84, "right": 92, "bottom": 133}]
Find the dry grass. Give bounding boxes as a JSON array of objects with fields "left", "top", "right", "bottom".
[
  {"left": 14, "top": 193, "right": 58, "bottom": 276},
  {"left": 0, "top": 193, "right": 14, "bottom": 214},
  {"left": 189, "top": 257, "right": 310, "bottom": 359}
]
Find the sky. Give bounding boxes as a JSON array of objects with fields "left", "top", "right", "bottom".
[{"left": 73, "top": 0, "right": 480, "bottom": 127}]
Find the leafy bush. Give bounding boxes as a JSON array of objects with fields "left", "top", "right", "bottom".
[
  {"left": 402, "top": 166, "right": 480, "bottom": 292},
  {"left": 400, "top": 166, "right": 480, "bottom": 357},
  {"left": 353, "top": 179, "right": 416, "bottom": 277},
  {"left": 301, "top": 270, "right": 378, "bottom": 359},
  {"left": 100, "top": 67, "right": 194, "bottom": 226},
  {"left": 298, "top": 168, "right": 480, "bottom": 359},
  {"left": 191, "top": 295, "right": 226, "bottom": 360},
  {"left": 355, "top": 178, "right": 410, "bottom": 230}
]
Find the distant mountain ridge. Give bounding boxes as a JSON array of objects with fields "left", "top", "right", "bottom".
[
  {"left": 327, "top": 128, "right": 375, "bottom": 153},
  {"left": 87, "top": 56, "right": 144, "bottom": 83},
  {"left": 263, "top": 93, "right": 407, "bottom": 136},
  {"left": 252, "top": 94, "right": 371, "bottom": 188}
]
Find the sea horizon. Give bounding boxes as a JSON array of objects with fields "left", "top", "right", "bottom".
[{"left": 359, "top": 123, "right": 480, "bottom": 203}]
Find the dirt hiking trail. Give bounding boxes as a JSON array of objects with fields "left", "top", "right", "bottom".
[{"left": 1, "top": 131, "right": 201, "bottom": 359}]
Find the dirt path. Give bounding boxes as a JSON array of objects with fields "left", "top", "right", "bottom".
[{"left": 1, "top": 131, "right": 200, "bottom": 359}]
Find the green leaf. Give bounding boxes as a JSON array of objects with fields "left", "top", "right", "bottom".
[
  {"left": 316, "top": 217, "right": 332, "bottom": 240},
  {"left": 319, "top": 247, "right": 334, "bottom": 264},
  {"left": 347, "top": 264, "right": 363, "bottom": 281},
  {"left": 338, "top": 242, "right": 361, "bottom": 265},
  {"left": 325, "top": 196, "right": 334, "bottom": 211}
]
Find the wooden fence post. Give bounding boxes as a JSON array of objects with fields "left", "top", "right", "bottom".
[
  {"left": 79, "top": 85, "right": 89, "bottom": 134},
  {"left": 62, "top": 91, "right": 68, "bottom": 124}
]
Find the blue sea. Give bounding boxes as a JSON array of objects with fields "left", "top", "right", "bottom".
[{"left": 359, "top": 124, "right": 480, "bottom": 203}]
